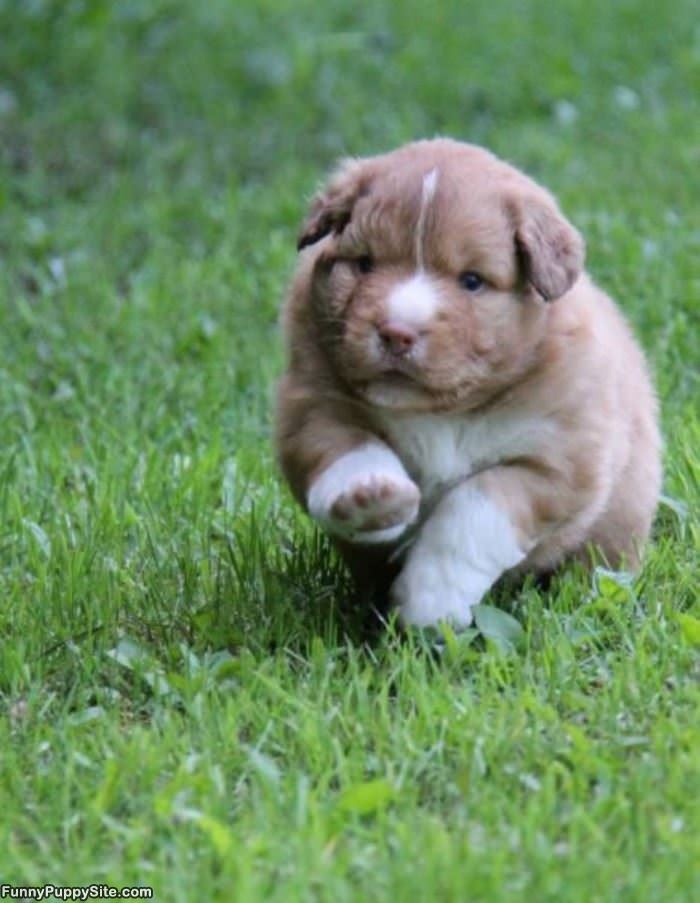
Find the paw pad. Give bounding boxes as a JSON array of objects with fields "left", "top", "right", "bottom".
[{"left": 328, "top": 474, "right": 419, "bottom": 535}]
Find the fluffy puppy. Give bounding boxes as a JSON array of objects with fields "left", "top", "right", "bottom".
[{"left": 275, "top": 138, "right": 661, "bottom": 628}]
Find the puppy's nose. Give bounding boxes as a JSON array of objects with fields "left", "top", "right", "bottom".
[{"left": 378, "top": 321, "right": 418, "bottom": 356}]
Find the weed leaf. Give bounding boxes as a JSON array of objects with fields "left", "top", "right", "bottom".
[
  {"left": 337, "top": 779, "right": 395, "bottom": 815},
  {"left": 676, "top": 612, "right": 700, "bottom": 647},
  {"left": 473, "top": 604, "right": 524, "bottom": 651}
]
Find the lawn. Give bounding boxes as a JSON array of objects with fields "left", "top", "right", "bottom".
[{"left": 1, "top": 1, "right": 699, "bottom": 900}]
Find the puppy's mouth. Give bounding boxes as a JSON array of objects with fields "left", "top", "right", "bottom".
[
  {"left": 357, "top": 369, "right": 433, "bottom": 409},
  {"left": 378, "top": 349, "right": 425, "bottom": 377},
  {"left": 372, "top": 370, "right": 419, "bottom": 388},
  {"left": 368, "top": 358, "right": 423, "bottom": 388}
]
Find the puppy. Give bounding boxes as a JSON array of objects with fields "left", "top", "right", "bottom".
[{"left": 275, "top": 138, "right": 661, "bottom": 628}]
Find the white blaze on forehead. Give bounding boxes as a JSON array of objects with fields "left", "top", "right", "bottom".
[
  {"left": 415, "top": 167, "right": 439, "bottom": 271},
  {"left": 385, "top": 272, "right": 441, "bottom": 330}
]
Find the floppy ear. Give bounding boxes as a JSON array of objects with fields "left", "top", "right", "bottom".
[
  {"left": 512, "top": 192, "right": 585, "bottom": 301},
  {"left": 297, "top": 158, "right": 368, "bottom": 251}
]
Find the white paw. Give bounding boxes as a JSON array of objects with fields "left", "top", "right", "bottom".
[
  {"left": 318, "top": 471, "right": 419, "bottom": 543},
  {"left": 391, "top": 481, "right": 526, "bottom": 629},
  {"left": 307, "top": 444, "right": 420, "bottom": 544},
  {"left": 392, "top": 558, "right": 485, "bottom": 629}
]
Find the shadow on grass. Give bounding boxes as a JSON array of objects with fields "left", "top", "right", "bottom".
[{"left": 191, "top": 515, "right": 384, "bottom": 654}]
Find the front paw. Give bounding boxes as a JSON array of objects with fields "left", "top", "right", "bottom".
[
  {"left": 327, "top": 472, "right": 420, "bottom": 541},
  {"left": 392, "top": 557, "right": 488, "bottom": 629},
  {"left": 310, "top": 472, "right": 419, "bottom": 544},
  {"left": 307, "top": 442, "right": 420, "bottom": 544}
]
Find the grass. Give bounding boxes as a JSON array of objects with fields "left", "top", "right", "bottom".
[{"left": 1, "top": 0, "right": 699, "bottom": 899}]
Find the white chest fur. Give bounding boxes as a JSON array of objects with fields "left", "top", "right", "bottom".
[{"left": 378, "top": 408, "right": 554, "bottom": 500}]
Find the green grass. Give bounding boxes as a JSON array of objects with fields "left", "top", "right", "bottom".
[{"left": 1, "top": 1, "right": 699, "bottom": 900}]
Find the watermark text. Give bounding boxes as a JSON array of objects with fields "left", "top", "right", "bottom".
[{"left": 1, "top": 886, "right": 153, "bottom": 901}]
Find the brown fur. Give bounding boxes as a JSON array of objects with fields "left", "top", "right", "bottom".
[{"left": 276, "top": 138, "right": 661, "bottom": 590}]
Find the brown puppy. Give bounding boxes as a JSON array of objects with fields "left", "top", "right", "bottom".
[{"left": 275, "top": 139, "right": 661, "bottom": 627}]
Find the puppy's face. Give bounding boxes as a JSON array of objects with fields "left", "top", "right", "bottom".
[{"left": 298, "top": 140, "right": 584, "bottom": 412}]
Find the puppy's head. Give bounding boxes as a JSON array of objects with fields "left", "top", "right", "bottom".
[{"left": 297, "top": 139, "right": 584, "bottom": 412}]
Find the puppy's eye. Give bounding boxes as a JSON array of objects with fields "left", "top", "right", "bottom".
[
  {"left": 459, "top": 271, "right": 484, "bottom": 292},
  {"left": 357, "top": 255, "right": 374, "bottom": 274}
]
